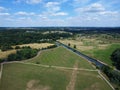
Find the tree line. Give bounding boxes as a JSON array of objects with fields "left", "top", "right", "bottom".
[
  {"left": 0, "top": 30, "right": 72, "bottom": 51},
  {"left": 101, "top": 48, "right": 120, "bottom": 89}
]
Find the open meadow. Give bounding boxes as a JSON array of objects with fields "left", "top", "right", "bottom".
[
  {"left": 59, "top": 35, "right": 120, "bottom": 66},
  {"left": 0, "top": 46, "right": 112, "bottom": 90},
  {"left": 27, "top": 46, "right": 95, "bottom": 69}
]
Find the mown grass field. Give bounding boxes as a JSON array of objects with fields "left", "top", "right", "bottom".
[
  {"left": 0, "top": 63, "right": 70, "bottom": 90},
  {"left": 75, "top": 71, "right": 112, "bottom": 90},
  {"left": 27, "top": 46, "right": 94, "bottom": 69},
  {"left": 59, "top": 38, "right": 120, "bottom": 66},
  {"left": 0, "top": 63, "right": 112, "bottom": 90},
  {"left": 0, "top": 46, "right": 112, "bottom": 90}
]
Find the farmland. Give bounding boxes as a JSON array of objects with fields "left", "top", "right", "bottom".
[{"left": 0, "top": 46, "right": 112, "bottom": 90}]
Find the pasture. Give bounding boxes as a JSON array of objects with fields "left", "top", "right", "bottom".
[
  {"left": 0, "top": 46, "right": 112, "bottom": 90},
  {"left": 27, "top": 46, "right": 95, "bottom": 69},
  {"left": 75, "top": 71, "right": 112, "bottom": 90},
  {"left": 0, "top": 63, "right": 70, "bottom": 90}
]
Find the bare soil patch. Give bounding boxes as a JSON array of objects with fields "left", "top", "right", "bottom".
[
  {"left": 26, "top": 80, "right": 50, "bottom": 90},
  {"left": 84, "top": 83, "right": 100, "bottom": 90}
]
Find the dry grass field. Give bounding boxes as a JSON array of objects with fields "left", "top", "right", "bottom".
[
  {"left": 14, "top": 43, "right": 54, "bottom": 49},
  {"left": 59, "top": 39, "right": 109, "bottom": 51},
  {"left": 0, "top": 50, "right": 16, "bottom": 59}
]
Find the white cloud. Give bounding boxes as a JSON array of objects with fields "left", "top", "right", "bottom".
[
  {"left": 45, "top": 2, "right": 60, "bottom": 7},
  {"left": 72, "top": 0, "right": 90, "bottom": 7},
  {"left": 0, "top": 13, "right": 10, "bottom": 16},
  {"left": 0, "top": 6, "right": 7, "bottom": 12},
  {"left": 76, "top": 3, "right": 105, "bottom": 13},
  {"left": 14, "top": 0, "right": 42, "bottom": 4},
  {"left": 75, "top": 3, "right": 119, "bottom": 16},
  {"left": 99, "top": 11, "right": 118, "bottom": 16},
  {"left": 40, "top": 1, "right": 68, "bottom": 17},
  {"left": 45, "top": 2, "right": 60, "bottom": 12},
  {"left": 26, "top": 0, "right": 42, "bottom": 4},
  {"left": 15, "top": 11, "right": 35, "bottom": 16},
  {"left": 52, "top": 12, "right": 68, "bottom": 16}
]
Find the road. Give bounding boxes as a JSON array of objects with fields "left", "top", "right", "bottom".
[{"left": 56, "top": 41, "right": 106, "bottom": 68}]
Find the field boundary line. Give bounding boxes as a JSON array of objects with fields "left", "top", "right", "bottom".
[
  {"left": 0, "top": 63, "right": 3, "bottom": 81},
  {"left": 19, "top": 62, "right": 98, "bottom": 72},
  {"left": 98, "top": 70, "right": 115, "bottom": 90}
]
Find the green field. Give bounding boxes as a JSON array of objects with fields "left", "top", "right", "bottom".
[
  {"left": 0, "top": 63, "right": 70, "bottom": 90},
  {"left": 83, "top": 43, "right": 120, "bottom": 66},
  {"left": 59, "top": 38, "right": 120, "bottom": 66},
  {"left": 75, "top": 71, "right": 112, "bottom": 90},
  {"left": 0, "top": 63, "right": 112, "bottom": 90},
  {"left": 27, "top": 47, "right": 94, "bottom": 69},
  {"left": 0, "top": 47, "right": 112, "bottom": 90}
]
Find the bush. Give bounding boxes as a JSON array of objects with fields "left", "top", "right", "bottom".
[
  {"left": 15, "top": 46, "right": 21, "bottom": 49},
  {"left": 36, "top": 62, "right": 40, "bottom": 64},
  {"left": 101, "top": 65, "right": 120, "bottom": 85}
]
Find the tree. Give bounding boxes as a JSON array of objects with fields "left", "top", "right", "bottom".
[
  {"left": 15, "top": 46, "right": 21, "bottom": 49},
  {"left": 68, "top": 43, "right": 70, "bottom": 46},
  {"left": 111, "top": 48, "right": 120, "bottom": 70},
  {"left": 7, "top": 48, "right": 38, "bottom": 61},
  {"left": 73, "top": 45, "right": 76, "bottom": 49},
  {"left": 1, "top": 45, "right": 13, "bottom": 51},
  {"left": 8, "top": 54, "right": 17, "bottom": 61}
]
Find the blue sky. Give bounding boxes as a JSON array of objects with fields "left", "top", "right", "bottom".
[{"left": 0, "top": 0, "right": 120, "bottom": 27}]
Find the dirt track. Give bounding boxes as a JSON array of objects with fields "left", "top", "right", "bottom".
[{"left": 66, "top": 61, "right": 78, "bottom": 90}]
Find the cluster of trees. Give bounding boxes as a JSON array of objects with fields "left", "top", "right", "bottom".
[
  {"left": 100, "top": 48, "right": 120, "bottom": 89},
  {"left": 7, "top": 47, "right": 38, "bottom": 61},
  {"left": 0, "top": 45, "right": 57, "bottom": 62},
  {"left": 41, "top": 45, "right": 57, "bottom": 50},
  {"left": 68, "top": 43, "right": 76, "bottom": 49},
  {"left": 0, "top": 45, "right": 13, "bottom": 51},
  {"left": 101, "top": 66, "right": 120, "bottom": 87},
  {"left": 111, "top": 48, "right": 120, "bottom": 70},
  {"left": 0, "top": 30, "right": 72, "bottom": 47}
]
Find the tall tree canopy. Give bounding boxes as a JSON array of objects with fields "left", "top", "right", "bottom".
[{"left": 111, "top": 48, "right": 120, "bottom": 70}]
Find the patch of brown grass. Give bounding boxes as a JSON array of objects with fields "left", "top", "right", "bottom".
[
  {"left": 0, "top": 50, "right": 16, "bottom": 59},
  {"left": 14, "top": 43, "right": 54, "bottom": 49},
  {"left": 26, "top": 80, "right": 50, "bottom": 90},
  {"left": 59, "top": 39, "right": 93, "bottom": 51},
  {"left": 59, "top": 39, "right": 109, "bottom": 51}
]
